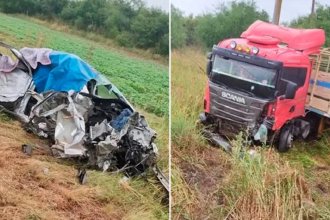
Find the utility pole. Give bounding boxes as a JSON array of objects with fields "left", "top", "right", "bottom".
[
  {"left": 272, "top": 0, "right": 282, "bottom": 25},
  {"left": 311, "top": 0, "right": 316, "bottom": 15}
]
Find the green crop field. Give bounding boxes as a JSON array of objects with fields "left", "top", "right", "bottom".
[{"left": 0, "top": 13, "right": 168, "bottom": 116}]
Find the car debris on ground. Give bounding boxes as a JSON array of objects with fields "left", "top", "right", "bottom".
[{"left": 0, "top": 42, "right": 168, "bottom": 191}]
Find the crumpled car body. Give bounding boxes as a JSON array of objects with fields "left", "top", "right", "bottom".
[{"left": 0, "top": 42, "right": 158, "bottom": 177}]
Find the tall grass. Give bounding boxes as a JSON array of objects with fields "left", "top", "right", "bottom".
[
  {"left": 171, "top": 48, "right": 206, "bottom": 147},
  {"left": 171, "top": 48, "right": 213, "bottom": 219},
  {"left": 224, "top": 134, "right": 316, "bottom": 219},
  {"left": 171, "top": 165, "right": 197, "bottom": 220}
]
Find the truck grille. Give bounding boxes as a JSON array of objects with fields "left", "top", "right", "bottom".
[{"left": 209, "top": 81, "right": 269, "bottom": 134}]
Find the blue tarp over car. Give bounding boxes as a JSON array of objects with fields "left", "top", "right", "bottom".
[{"left": 33, "top": 51, "right": 97, "bottom": 92}]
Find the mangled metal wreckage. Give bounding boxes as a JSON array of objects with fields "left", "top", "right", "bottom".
[{"left": 0, "top": 42, "right": 168, "bottom": 189}]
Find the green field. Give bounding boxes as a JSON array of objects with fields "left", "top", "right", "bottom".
[{"left": 0, "top": 13, "right": 168, "bottom": 116}]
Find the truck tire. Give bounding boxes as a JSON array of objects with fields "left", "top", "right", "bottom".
[
  {"left": 278, "top": 124, "right": 293, "bottom": 152},
  {"left": 305, "top": 113, "right": 321, "bottom": 140}
]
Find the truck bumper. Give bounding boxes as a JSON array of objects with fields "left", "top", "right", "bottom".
[{"left": 199, "top": 112, "right": 232, "bottom": 151}]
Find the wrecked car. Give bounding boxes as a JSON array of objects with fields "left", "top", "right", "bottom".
[{"left": 0, "top": 42, "right": 167, "bottom": 189}]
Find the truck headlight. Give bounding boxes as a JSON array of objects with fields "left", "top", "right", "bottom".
[
  {"left": 252, "top": 47, "right": 259, "bottom": 55},
  {"left": 230, "top": 41, "right": 237, "bottom": 49}
]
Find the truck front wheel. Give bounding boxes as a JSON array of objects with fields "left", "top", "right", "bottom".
[{"left": 278, "top": 124, "right": 293, "bottom": 152}]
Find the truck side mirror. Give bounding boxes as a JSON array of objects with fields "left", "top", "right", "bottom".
[
  {"left": 206, "top": 52, "right": 212, "bottom": 76},
  {"left": 285, "top": 81, "right": 297, "bottom": 99}
]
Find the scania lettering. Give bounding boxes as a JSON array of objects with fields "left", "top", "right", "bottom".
[{"left": 221, "top": 92, "right": 246, "bottom": 104}]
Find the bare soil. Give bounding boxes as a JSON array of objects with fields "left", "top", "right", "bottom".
[
  {"left": 173, "top": 146, "right": 230, "bottom": 219},
  {"left": 0, "top": 120, "right": 116, "bottom": 220}
]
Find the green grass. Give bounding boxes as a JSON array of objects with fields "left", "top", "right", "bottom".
[
  {"left": 282, "top": 134, "right": 330, "bottom": 217},
  {"left": 87, "top": 171, "right": 168, "bottom": 220},
  {"left": 171, "top": 48, "right": 206, "bottom": 147},
  {"left": 284, "top": 135, "right": 330, "bottom": 167},
  {"left": 281, "top": 134, "right": 330, "bottom": 182},
  {"left": 222, "top": 135, "right": 316, "bottom": 219},
  {"left": 0, "top": 13, "right": 168, "bottom": 116}
]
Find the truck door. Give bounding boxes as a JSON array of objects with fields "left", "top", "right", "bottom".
[{"left": 273, "top": 67, "right": 309, "bottom": 130}]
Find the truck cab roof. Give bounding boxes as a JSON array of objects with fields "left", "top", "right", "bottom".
[{"left": 218, "top": 20, "right": 326, "bottom": 67}]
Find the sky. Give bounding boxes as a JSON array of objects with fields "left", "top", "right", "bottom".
[
  {"left": 144, "top": 0, "right": 169, "bottom": 12},
  {"left": 172, "top": 0, "right": 330, "bottom": 23}
]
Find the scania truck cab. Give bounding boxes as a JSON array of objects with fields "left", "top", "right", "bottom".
[{"left": 200, "top": 20, "right": 328, "bottom": 152}]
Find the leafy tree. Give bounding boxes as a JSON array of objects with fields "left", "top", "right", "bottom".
[
  {"left": 74, "top": 0, "right": 108, "bottom": 30},
  {"left": 184, "top": 15, "right": 198, "bottom": 46},
  {"left": 60, "top": 1, "right": 80, "bottom": 23},
  {"left": 290, "top": 5, "right": 330, "bottom": 47},
  {"left": 131, "top": 8, "right": 168, "bottom": 49},
  {"left": 104, "top": 6, "right": 132, "bottom": 38},
  {"left": 39, "top": 0, "right": 68, "bottom": 18},
  {"left": 0, "top": 0, "right": 38, "bottom": 15},
  {"left": 171, "top": 6, "right": 187, "bottom": 49},
  {"left": 157, "top": 33, "right": 169, "bottom": 55},
  {"left": 0, "top": 0, "right": 68, "bottom": 16},
  {"left": 195, "top": 1, "right": 269, "bottom": 47}
]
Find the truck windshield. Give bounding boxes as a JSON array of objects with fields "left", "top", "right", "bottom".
[{"left": 212, "top": 55, "right": 277, "bottom": 88}]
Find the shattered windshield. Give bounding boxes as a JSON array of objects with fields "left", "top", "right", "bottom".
[
  {"left": 212, "top": 55, "right": 277, "bottom": 88},
  {"left": 95, "top": 74, "right": 123, "bottom": 98},
  {"left": 95, "top": 74, "right": 132, "bottom": 106}
]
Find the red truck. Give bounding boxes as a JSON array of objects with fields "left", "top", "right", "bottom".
[{"left": 200, "top": 20, "right": 329, "bottom": 152}]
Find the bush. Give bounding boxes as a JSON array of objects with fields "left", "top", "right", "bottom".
[
  {"left": 131, "top": 8, "right": 169, "bottom": 49},
  {"left": 116, "top": 31, "right": 133, "bottom": 47}
]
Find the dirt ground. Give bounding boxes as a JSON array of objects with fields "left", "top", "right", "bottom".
[
  {"left": 172, "top": 145, "right": 231, "bottom": 219},
  {"left": 0, "top": 119, "right": 123, "bottom": 220}
]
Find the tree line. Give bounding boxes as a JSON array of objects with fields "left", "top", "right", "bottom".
[
  {"left": 172, "top": 1, "right": 330, "bottom": 49},
  {"left": 0, "top": 0, "right": 169, "bottom": 55},
  {"left": 290, "top": 5, "right": 330, "bottom": 47}
]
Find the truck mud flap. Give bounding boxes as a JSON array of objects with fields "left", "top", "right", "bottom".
[{"left": 202, "top": 129, "right": 232, "bottom": 152}]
